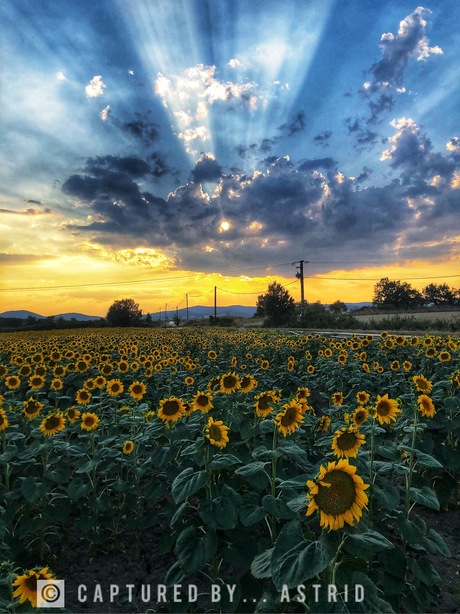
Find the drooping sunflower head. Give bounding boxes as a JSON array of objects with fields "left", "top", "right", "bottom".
[
  {"left": 23, "top": 398, "right": 44, "bottom": 419},
  {"left": 220, "top": 372, "right": 240, "bottom": 394},
  {"left": 275, "top": 400, "right": 304, "bottom": 437},
  {"left": 331, "top": 427, "right": 366, "bottom": 459},
  {"left": 0, "top": 408, "right": 8, "bottom": 431},
  {"left": 40, "top": 413, "right": 66, "bottom": 437},
  {"left": 191, "top": 391, "right": 214, "bottom": 413},
  {"left": 122, "top": 440, "right": 135, "bottom": 455},
  {"left": 129, "top": 381, "right": 146, "bottom": 400},
  {"left": 418, "top": 394, "right": 436, "bottom": 418},
  {"left": 205, "top": 417, "right": 230, "bottom": 449},
  {"left": 332, "top": 392, "right": 344, "bottom": 407},
  {"left": 240, "top": 374, "right": 258, "bottom": 392},
  {"left": 412, "top": 374, "right": 433, "bottom": 394},
  {"left": 81, "top": 412, "right": 100, "bottom": 432},
  {"left": 254, "top": 390, "right": 280, "bottom": 418},
  {"left": 306, "top": 459, "right": 369, "bottom": 531},
  {"left": 158, "top": 397, "right": 186, "bottom": 422},
  {"left": 12, "top": 567, "right": 54, "bottom": 608},
  {"left": 351, "top": 407, "right": 369, "bottom": 428},
  {"left": 373, "top": 394, "right": 400, "bottom": 425},
  {"left": 317, "top": 415, "right": 331, "bottom": 432},
  {"left": 66, "top": 406, "right": 81, "bottom": 423}
]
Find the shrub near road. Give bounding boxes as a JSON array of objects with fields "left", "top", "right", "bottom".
[{"left": 0, "top": 328, "right": 459, "bottom": 612}]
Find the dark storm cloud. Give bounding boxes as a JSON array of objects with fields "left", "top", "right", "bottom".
[
  {"left": 313, "top": 130, "right": 332, "bottom": 146},
  {"left": 346, "top": 118, "right": 379, "bottom": 147},
  {"left": 85, "top": 155, "right": 150, "bottom": 178},
  {"left": 191, "top": 154, "right": 223, "bottom": 183},
  {"left": 297, "top": 158, "right": 337, "bottom": 172},
  {"left": 367, "top": 93, "right": 394, "bottom": 125},
  {"left": 149, "top": 152, "right": 174, "bottom": 178},
  {"left": 278, "top": 111, "right": 306, "bottom": 136}
]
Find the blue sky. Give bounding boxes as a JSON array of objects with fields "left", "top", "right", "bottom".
[{"left": 1, "top": 0, "right": 459, "bottom": 313}]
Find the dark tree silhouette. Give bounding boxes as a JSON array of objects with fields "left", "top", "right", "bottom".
[
  {"left": 106, "top": 298, "right": 143, "bottom": 327},
  {"left": 256, "top": 282, "right": 296, "bottom": 325},
  {"left": 373, "top": 278, "right": 423, "bottom": 310}
]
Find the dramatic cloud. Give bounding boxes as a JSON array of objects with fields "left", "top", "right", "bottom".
[{"left": 191, "top": 154, "right": 223, "bottom": 183}]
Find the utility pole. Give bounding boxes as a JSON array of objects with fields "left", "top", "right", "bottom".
[
  {"left": 165, "top": 303, "right": 168, "bottom": 322},
  {"left": 293, "top": 260, "right": 309, "bottom": 317},
  {"left": 214, "top": 286, "right": 217, "bottom": 320},
  {"left": 186, "top": 294, "right": 189, "bottom": 320}
]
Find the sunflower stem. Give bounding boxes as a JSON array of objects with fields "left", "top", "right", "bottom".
[
  {"left": 269, "top": 426, "right": 278, "bottom": 543},
  {"left": 368, "top": 419, "right": 376, "bottom": 518},
  {"left": 405, "top": 406, "right": 419, "bottom": 520}
]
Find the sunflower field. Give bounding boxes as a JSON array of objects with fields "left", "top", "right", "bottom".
[{"left": 0, "top": 328, "right": 459, "bottom": 613}]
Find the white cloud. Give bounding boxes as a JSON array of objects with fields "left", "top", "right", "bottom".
[
  {"left": 56, "top": 71, "right": 67, "bottom": 81},
  {"left": 100, "top": 105, "right": 111, "bottom": 121},
  {"left": 85, "top": 75, "right": 106, "bottom": 98}
]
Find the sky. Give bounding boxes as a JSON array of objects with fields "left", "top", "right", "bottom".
[{"left": 1, "top": 0, "right": 459, "bottom": 317}]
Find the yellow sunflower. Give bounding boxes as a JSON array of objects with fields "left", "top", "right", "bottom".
[
  {"left": 50, "top": 379, "right": 64, "bottom": 391},
  {"left": 205, "top": 417, "right": 230, "bottom": 449},
  {"left": 23, "top": 398, "right": 44, "bottom": 419},
  {"left": 403, "top": 361, "right": 412, "bottom": 372},
  {"left": 332, "top": 392, "right": 344, "bottom": 407},
  {"left": 81, "top": 412, "right": 100, "bottom": 432},
  {"left": 351, "top": 407, "right": 369, "bottom": 429},
  {"left": 157, "top": 396, "right": 186, "bottom": 422},
  {"left": 220, "top": 372, "right": 240, "bottom": 394},
  {"left": 318, "top": 415, "right": 331, "bottom": 432},
  {"left": 94, "top": 375, "right": 107, "bottom": 388},
  {"left": 184, "top": 376, "right": 195, "bottom": 386},
  {"left": 356, "top": 391, "right": 370, "bottom": 405},
  {"left": 40, "top": 413, "right": 66, "bottom": 437},
  {"left": 412, "top": 374, "right": 433, "bottom": 394},
  {"left": 5, "top": 375, "right": 21, "bottom": 390},
  {"left": 331, "top": 427, "right": 366, "bottom": 459},
  {"left": 12, "top": 567, "right": 54, "bottom": 608},
  {"left": 439, "top": 351, "right": 451, "bottom": 362},
  {"left": 275, "top": 400, "right": 304, "bottom": 437},
  {"left": 0, "top": 408, "right": 8, "bottom": 431},
  {"left": 106, "top": 379, "right": 124, "bottom": 396},
  {"left": 66, "top": 406, "right": 81, "bottom": 423},
  {"left": 306, "top": 459, "right": 369, "bottom": 531},
  {"left": 373, "top": 394, "right": 400, "bottom": 425},
  {"left": 191, "top": 391, "right": 214, "bottom": 413},
  {"left": 207, "top": 350, "right": 217, "bottom": 360},
  {"left": 307, "top": 365, "right": 315, "bottom": 374},
  {"left": 129, "top": 381, "right": 146, "bottom": 400},
  {"left": 418, "top": 394, "right": 436, "bottom": 418},
  {"left": 254, "top": 390, "right": 280, "bottom": 418},
  {"left": 122, "top": 440, "right": 135, "bottom": 455},
  {"left": 76, "top": 388, "right": 92, "bottom": 405},
  {"left": 240, "top": 374, "right": 258, "bottom": 392}
]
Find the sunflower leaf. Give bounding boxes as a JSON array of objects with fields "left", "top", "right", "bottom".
[
  {"left": 171, "top": 467, "right": 208, "bottom": 503},
  {"left": 251, "top": 548, "right": 274, "bottom": 579},
  {"left": 409, "top": 486, "right": 440, "bottom": 510}
]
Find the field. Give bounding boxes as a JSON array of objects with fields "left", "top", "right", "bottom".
[
  {"left": 0, "top": 327, "right": 459, "bottom": 613},
  {"left": 352, "top": 311, "right": 460, "bottom": 325}
]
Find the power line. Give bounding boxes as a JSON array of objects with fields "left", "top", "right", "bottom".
[{"left": 307, "top": 275, "right": 459, "bottom": 281}]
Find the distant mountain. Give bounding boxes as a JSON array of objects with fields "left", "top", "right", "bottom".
[
  {"left": 0, "top": 310, "right": 45, "bottom": 319},
  {"left": 150, "top": 304, "right": 257, "bottom": 320},
  {"left": 55, "top": 312, "right": 102, "bottom": 321},
  {"left": 344, "top": 302, "right": 373, "bottom": 310}
]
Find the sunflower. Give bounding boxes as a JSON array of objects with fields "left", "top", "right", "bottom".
[
  {"left": 331, "top": 427, "right": 366, "bottom": 459},
  {"left": 191, "top": 391, "right": 214, "bottom": 413},
  {"left": 144, "top": 410, "right": 155, "bottom": 422},
  {"left": 12, "top": 567, "right": 54, "bottom": 608},
  {"left": 94, "top": 375, "right": 107, "bottom": 388},
  {"left": 332, "top": 392, "right": 344, "bottom": 407},
  {"left": 66, "top": 406, "right": 81, "bottom": 423},
  {"left": 260, "top": 360, "right": 270, "bottom": 370},
  {"left": 5, "top": 375, "right": 21, "bottom": 390},
  {"left": 50, "top": 378, "right": 64, "bottom": 391},
  {"left": 254, "top": 390, "right": 280, "bottom": 418},
  {"left": 84, "top": 378, "right": 96, "bottom": 390},
  {"left": 373, "top": 394, "right": 400, "bottom": 425},
  {"left": 356, "top": 391, "right": 370, "bottom": 405},
  {"left": 275, "top": 400, "right": 304, "bottom": 437},
  {"left": 123, "top": 440, "right": 135, "bottom": 455},
  {"left": 351, "top": 407, "right": 369, "bottom": 428},
  {"left": 207, "top": 350, "right": 217, "bottom": 360},
  {"left": 390, "top": 360, "right": 400, "bottom": 371},
  {"left": 318, "top": 415, "right": 331, "bottom": 432},
  {"left": 40, "top": 413, "right": 66, "bottom": 437},
  {"left": 220, "top": 372, "right": 240, "bottom": 394},
  {"left": 418, "top": 394, "right": 436, "bottom": 418},
  {"left": 81, "top": 412, "right": 100, "bottom": 432},
  {"left": 0, "top": 408, "right": 8, "bottom": 431},
  {"left": 296, "top": 387, "right": 311, "bottom": 402},
  {"left": 425, "top": 348, "right": 437, "bottom": 359},
  {"left": 76, "top": 388, "right": 92, "bottom": 405},
  {"left": 184, "top": 376, "right": 195, "bottom": 386},
  {"left": 240, "top": 374, "right": 257, "bottom": 392},
  {"left": 75, "top": 359, "right": 89, "bottom": 373},
  {"left": 403, "top": 361, "right": 412, "bottom": 372},
  {"left": 307, "top": 365, "right": 315, "bottom": 374},
  {"left": 0, "top": 365, "right": 8, "bottom": 378},
  {"left": 306, "top": 459, "right": 369, "bottom": 531},
  {"left": 439, "top": 351, "right": 451, "bottom": 362},
  {"left": 106, "top": 379, "right": 124, "bottom": 396},
  {"left": 19, "top": 365, "right": 32, "bottom": 377},
  {"left": 23, "top": 398, "right": 44, "bottom": 419},
  {"left": 157, "top": 396, "right": 186, "bottom": 422},
  {"left": 205, "top": 417, "right": 230, "bottom": 449},
  {"left": 129, "top": 381, "right": 146, "bottom": 400},
  {"left": 412, "top": 374, "right": 433, "bottom": 394}
]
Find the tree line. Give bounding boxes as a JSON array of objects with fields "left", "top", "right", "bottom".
[{"left": 372, "top": 278, "right": 459, "bottom": 310}]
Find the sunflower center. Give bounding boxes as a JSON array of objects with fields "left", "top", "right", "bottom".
[
  {"left": 208, "top": 424, "right": 223, "bottom": 441},
  {"left": 85, "top": 416, "right": 95, "bottom": 426},
  {"left": 240, "top": 377, "right": 250, "bottom": 388},
  {"left": 45, "top": 416, "right": 61, "bottom": 430},
  {"left": 223, "top": 375, "right": 236, "bottom": 388},
  {"left": 280, "top": 407, "right": 298, "bottom": 427},
  {"left": 258, "top": 395, "right": 271, "bottom": 410},
  {"left": 162, "top": 400, "right": 180, "bottom": 416},
  {"left": 337, "top": 432, "right": 358, "bottom": 451},
  {"left": 315, "top": 470, "right": 357, "bottom": 516},
  {"left": 196, "top": 395, "right": 209, "bottom": 407},
  {"left": 376, "top": 401, "right": 390, "bottom": 416},
  {"left": 24, "top": 574, "right": 38, "bottom": 591}
]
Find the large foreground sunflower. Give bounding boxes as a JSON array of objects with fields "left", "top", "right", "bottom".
[
  {"left": 306, "top": 459, "right": 369, "bottom": 531},
  {"left": 275, "top": 400, "right": 304, "bottom": 436},
  {"left": 12, "top": 567, "right": 54, "bottom": 608},
  {"left": 331, "top": 427, "right": 365, "bottom": 459},
  {"left": 205, "top": 417, "right": 230, "bottom": 449},
  {"left": 373, "top": 394, "right": 400, "bottom": 425},
  {"left": 157, "top": 397, "right": 186, "bottom": 422}
]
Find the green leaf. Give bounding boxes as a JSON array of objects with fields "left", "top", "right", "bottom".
[
  {"left": 164, "top": 561, "right": 185, "bottom": 587},
  {"left": 345, "top": 530, "right": 393, "bottom": 559},
  {"left": 199, "top": 496, "right": 238, "bottom": 530},
  {"left": 67, "top": 478, "right": 91, "bottom": 500},
  {"left": 409, "top": 486, "right": 440, "bottom": 510},
  {"left": 383, "top": 572, "right": 406, "bottom": 597},
  {"left": 379, "top": 546, "right": 406, "bottom": 578},
  {"left": 397, "top": 515, "right": 425, "bottom": 545},
  {"left": 75, "top": 459, "right": 98, "bottom": 474},
  {"left": 171, "top": 467, "right": 208, "bottom": 503},
  {"left": 144, "top": 480, "right": 167, "bottom": 502},
  {"left": 278, "top": 441, "right": 309, "bottom": 465},
  {"left": 45, "top": 464, "right": 72, "bottom": 485},
  {"left": 20, "top": 477, "right": 43, "bottom": 504},
  {"left": 279, "top": 474, "right": 311, "bottom": 489},
  {"left": 235, "top": 461, "right": 269, "bottom": 477},
  {"left": 415, "top": 451, "right": 443, "bottom": 469},
  {"left": 372, "top": 482, "right": 400, "bottom": 510},
  {"left": 423, "top": 528, "right": 451, "bottom": 557},
  {"left": 251, "top": 548, "right": 274, "bottom": 579},
  {"left": 151, "top": 445, "right": 174, "bottom": 467},
  {"left": 174, "top": 527, "right": 215, "bottom": 574},
  {"left": 262, "top": 495, "right": 297, "bottom": 520},
  {"left": 409, "top": 556, "right": 441, "bottom": 586},
  {"left": 209, "top": 454, "right": 242, "bottom": 470}
]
